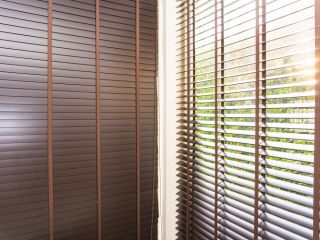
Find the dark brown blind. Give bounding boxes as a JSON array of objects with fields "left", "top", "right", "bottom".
[
  {"left": 0, "top": 0, "right": 158, "bottom": 239},
  {"left": 0, "top": 0, "right": 49, "bottom": 239},
  {"left": 139, "top": 1, "right": 158, "bottom": 239},
  {"left": 176, "top": 0, "right": 320, "bottom": 239},
  {"left": 52, "top": 0, "right": 98, "bottom": 239},
  {"left": 100, "top": 0, "right": 138, "bottom": 238},
  {"left": 99, "top": 1, "right": 158, "bottom": 239}
]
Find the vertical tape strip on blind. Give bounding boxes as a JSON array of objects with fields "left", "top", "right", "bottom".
[
  {"left": 191, "top": 0, "right": 196, "bottom": 237},
  {"left": 95, "top": 0, "right": 102, "bottom": 239},
  {"left": 220, "top": 0, "right": 225, "bottom": 238},
  {"left": 214, "top": 0, "right": 219, "bottom": 238},
  {"left": 48, "top": 0, "right": 54, "bottom": 239},
  {"left": 136, "top": 1, "right": 141, "bottom": 239},
  {"left": 259, "top": 0, "right": 267, "bottom": 239},
  {"left": 314, "top": 0, "right": 320, "bottom": 238},
  {"left": 186, "top": 0, "right": 191, "bottom": 238},
  {"left": 254, "top": 0, "right": 260, "bottom": 238}
]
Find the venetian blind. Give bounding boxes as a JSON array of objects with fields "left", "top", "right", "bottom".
[
  {"left": 176, "top": 0, "right": 320, "bottom": 239},
  {"left": 0, "top": 0, "right": 158, "bottom": 239}
]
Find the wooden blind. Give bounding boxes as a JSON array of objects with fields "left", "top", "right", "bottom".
[
  {"left": 0, "top": 0, "right": 158, "bottom": 239},
  {"left": 52, "top": 1, "right": 98, "bottom": 239},
  {"left": 99, "top": 0, "right": 158, "bottom": 239},
  {"left": 0, "top": 1, "right": 49, "bottom": 239},
  {"left": 176, "top": 0, "right": 320, "bottom": 239}
]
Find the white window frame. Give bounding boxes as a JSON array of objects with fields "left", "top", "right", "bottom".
[{"left": 158, "top": 0, "right": 178, "bottom": 239}]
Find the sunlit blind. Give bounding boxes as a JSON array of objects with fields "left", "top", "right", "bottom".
[{"left": 176, "top": 0, "right": 320, "bottom": 239}]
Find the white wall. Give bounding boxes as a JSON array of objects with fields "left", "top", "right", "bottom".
[{"left": 158, "top": 0, "right": 177, "bottom": 239}]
